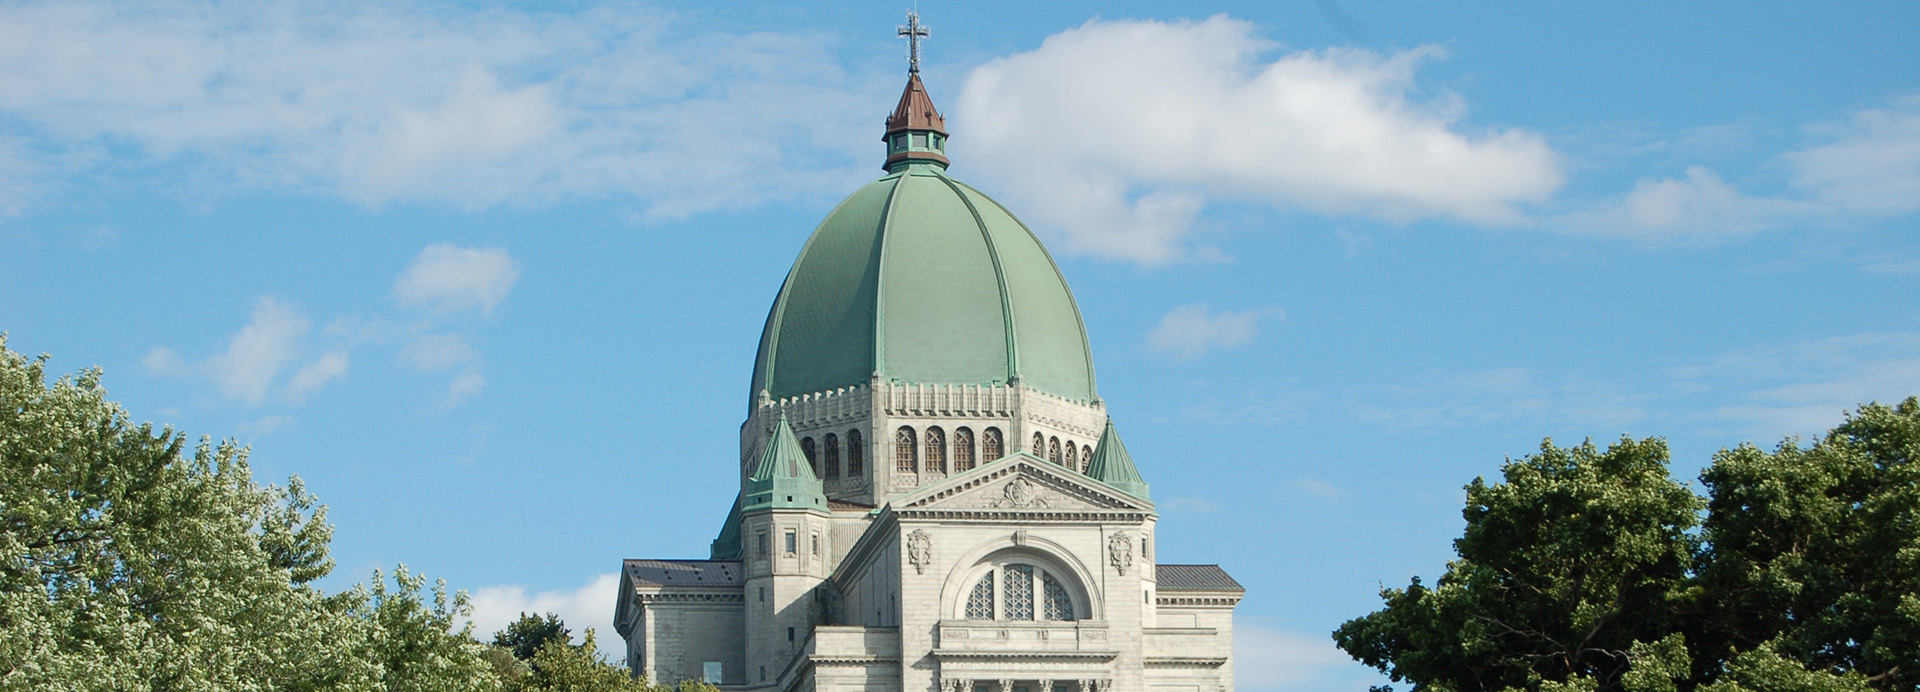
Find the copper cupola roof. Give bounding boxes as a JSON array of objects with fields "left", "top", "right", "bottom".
[{"left": 882, "top": 73, "right": 950, "bottom": 170}]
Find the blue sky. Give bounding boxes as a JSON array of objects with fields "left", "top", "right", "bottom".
[{"left": 3, "top": 1, "right": 1918, "bottom": 689}]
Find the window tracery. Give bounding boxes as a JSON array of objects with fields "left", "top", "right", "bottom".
[
  {"left": 1048, "top": 437, "right": 1062, "bottom": 465},
  {"left": 925, "top": 426, "right": 946, "bottom": 474},
  {"left": 1064, "top": 441, "right": 1076, "bottom": 471},
  {"left": 1032, "top": 432, "right": 1044, "bottom": 455},
  {"left": 983, "top": 427, "right": 1003, "bottom": 461},
  {"left": 1082, "top": 445, "right": 1093, "bottom": 472},
  {"left": 1043, "top": 572, "right": 1074, "bottom": 620},
  {"left": 801, "top": 437, "right": 818, "bottom": 476},
  {"left": 953, "top": 427, "right": 974, "bottom": 471},
  {"left": 965, "top": 573, "right": 995, "bottom": 619},
  {"left": 896, "top": 427, "right": 917, "bottom": 472},
  {"left": 1002, "top": 565, "right": 1034, "bottom": 620},
  {"left": 961, "top": 562, "right": 1080, "bottom": 622}
]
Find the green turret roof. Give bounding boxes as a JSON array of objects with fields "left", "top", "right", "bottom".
[
  {"left": 709, "top": 491, "right": 743, "bottom": 560},
  {"left": 747, "top": 76, "right": 1099, "bottom": 410},
  {"left": 1085, "top": 418, "right": 1149, "bottom": 501},
  {"left": 743, "top": 415, "right": 827, "bottom": 513}
]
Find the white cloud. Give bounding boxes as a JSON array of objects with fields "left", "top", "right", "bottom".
[
  {"left": 399, "top": 333, "right": 480, "bottom": 373},
  {"left": 236, "top": 414, "right": 295, "bottom": 437},
  {"left": 1565, "top": 97, "right": 1920, "bottom": 242},
  {"left": 955, "top": 16, "right": 1563, "bottom": 263},
  {"left": 394, "top": 245, "right": 521, "bottom": 317},
  {"left": 466, "top": 573, "right": 622, "bottom": 661},
  {"left": 1234, "top": 622, "right": 1369, "bottom": 692},
  {"left": 0, "top": 2, "right": 882, "bottom": 214},
  {"left": 1148, "top": 304, "right": 1279, "bottom": 360},
  {"left": 143, "top": 297, "right": 352, "bottom": 406},
  {"left": 1287, "top": 478, "right": 1350, "bottom": 503},
  {"left": 437, "top": 370, "right": 487, "bottom": 411},
  {"left": 1676, "top": 332, "right": 1920, "bottom": 439}
]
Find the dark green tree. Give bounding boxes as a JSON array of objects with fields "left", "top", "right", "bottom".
[{"left": 497, "top": 612, "right": 573, "bottom": 661}]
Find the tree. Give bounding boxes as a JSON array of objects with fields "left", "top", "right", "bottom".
[
  {"left": 1335, "top": 401, "right": 1919, "bottom": 692},
  {"left": 486, "top": 614, "right": 688, "bottom": 692},
  {"left": 497, "top": 612, "right": 573, "bottom": 661},
  {"left": 1333, "top": 437, "right": 1702, "bottom": 691},
  {"left": 0, "top": 336, "right": 498, "bottom": 691}
]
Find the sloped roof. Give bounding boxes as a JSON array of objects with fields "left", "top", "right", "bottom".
[
  {"left": 1085, "top": 418, "right": 1149, "bottom": 500},
  {"left": 1156, "top": 564, "right": 1243, "bottom": 592},
  {"left": 624, "top": 559, "right": 744, "bottom": 588}
]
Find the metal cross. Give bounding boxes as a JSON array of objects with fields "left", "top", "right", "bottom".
[{"left": 898, "top": 10, "right": 930, "bottom": 73}]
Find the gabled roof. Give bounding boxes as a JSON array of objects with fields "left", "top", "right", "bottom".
[
  {"left": 892, "top": 451, "right": 1154, "bottom": 514},
  {"left": 623, "top": 559, "right": 745, "bottom": 589},
  {"left": 1156, "top": 564, "right": 1244, "bottom": 592}
]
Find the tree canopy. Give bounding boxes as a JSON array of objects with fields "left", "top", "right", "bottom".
[
  {"left": 0, "top": 336, "right": 690, "bottom": 691},
  {"left": 1335, "top": 399, "right": 1920, "bottom": 692}
]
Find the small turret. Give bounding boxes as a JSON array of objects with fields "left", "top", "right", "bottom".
[
  {"left": 1086, "top": 418, "right": 1151, "bottom": 501},
  {"left": 745, "top": 415, "right": 827, "bottom": 513}
]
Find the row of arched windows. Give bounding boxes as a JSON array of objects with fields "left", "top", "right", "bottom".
[
  {"left": 893, "top": 426, "right": 1003, "bottom": 474},
  {"left": 799, "top": 429, "right": 863, "bottom": 480},
  {"left": 1031, "top": 432, "right": 1093, "bottom": 473}
]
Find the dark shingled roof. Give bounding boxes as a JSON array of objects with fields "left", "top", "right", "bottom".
[
  {"left": 1156, "top": 564, "right": 1244, "bottom": 592},
  {"left": 624, "top": 559, "right": 743, "bottom": 588}
]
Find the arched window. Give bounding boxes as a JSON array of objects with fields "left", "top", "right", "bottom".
[
  {"left": 848, "top": 429, "right": 864, "bottom": 475},
  {"left": 925, "top": 426, "right": 946, "bottom": 474},
  {"left": 961, "top": 562, "right": 1080, "bottom": 622},
  {"left": 1049, "top": 437, "right": 1062, "bottom": 465},
  {"left": 824, "top": 434, "right": 840, "bottom": 479},
  {"left": 953, "top": 427, "right": 975, "bottom": 471},
  {"left": 1081, "top": 445, "right": 1093, "bottom": 472},
  {"left": 1064, "top": 441, "right": 1077, "bottom": 471},
  {"left": 983, "top": 427, "right": 1003, "bottom": 461},
  {"left": 896, "top": 427, "right": 917, "bottom": 473},
  {"left": 801, "top": 437, "right": 818, "bottom": 476},
  {"left": 1032, "top": 432, "right": 1045, "bottom": 455}
]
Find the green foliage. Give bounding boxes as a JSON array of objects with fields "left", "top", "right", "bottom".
[
  {"left": 1337, "top": 400, "right": 1920, "bottom": 692},
  {"left": 497, "top": 612, "right": 573, "bottom": 661},
  {"left": 0, "top": 336, "right": 506, "bottom": 691}
]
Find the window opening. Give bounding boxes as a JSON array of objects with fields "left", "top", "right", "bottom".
[
  {"left": 1048, "top": 437, "right": 1062, "bottom": 465},
  {"left": 1043, "top": 571, "right": 1075, "bottom": 620},
  {"left": 1065, "top": 441, "right": 1077, "bottom": 471},
  {"left": 757, "top": 533, "right": 768, "bottom": 557},
  {"left": 702, "top": 662, "right": 723, "bottom": 684},
  {"left": 983, "top": 427, "right": 1003, "bottom": 461},
  {"left": 965, "top": 572, "right": 995, "bottom": 619},
  {"left": 848, "top": 429, "right": 864, "bottom": 475},
  {"left": 824, "top": 434, "right": 840, "bottom": 478},
  {"left": 1003, "top": 564, "right": 1035, "bottom": 620},
  {"left": 896, "top": 427, "right": 917, "bottom": 472},
  {"left": 784, "top": 530, "right": 797, "bottom": 555},
  {"left": 801, "top": 437, "right": 817, "bottom": 476},
  {"left": 925, "top": 426, "right": 946, "bottom": 474},
  {"left": 1032, "top": 432, "right": 1044, "bottom": 455},
  {"left": 953, "top": 427, "right": 974, "bottom": 471},
  {"left": 1082, "top": 445, "right": 1093, "bottom": 472}
]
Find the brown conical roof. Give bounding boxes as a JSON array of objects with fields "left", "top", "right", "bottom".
[{"left": 885, "top": 73, "right": 946, "bottom": 135}]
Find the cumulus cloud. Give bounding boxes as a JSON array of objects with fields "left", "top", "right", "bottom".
[
  {"left": 142, "top": 297, "right": 349, "bottom": 405},
  {"left": 1148, "top": 304, "right": 1280, "bottom": 360},
  {"left": 1564, "top": 96, "right": 1920, "bottom": 242},
  {"left": 394, "top": 245, "right": 521, "bottom": 317},
  {"left": 0, "top": 1, "right": 882, "bottom": 214},
  {"left": 955, "top": 16, "right": 1563, "bottom": 263},
  {"left": 466, "top": 573, "right": 622, "bottom": 661}
]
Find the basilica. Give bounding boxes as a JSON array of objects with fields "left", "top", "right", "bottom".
[{"left": 614, "top": 19, "right": 1243, "bottom": 692}]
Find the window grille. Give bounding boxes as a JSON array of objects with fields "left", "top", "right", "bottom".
[
  {"left": 925, "top": 426, "right": 946, "bottom": 473},
  {"left": 983, "top": 428, "right": 1003, "bottom": 461},
  {"left": 1064, "top": 442, "right": 1076, "bottom": 471},
  {"left": 1003, "top": 565, "right": 1035, "bottom": 620},
  {"left": 801, "top": 437, "right": 817, "bottom": 476},
  {"left": 1048, "top": 437, "right": 1062, "bottom": 465},
  {"left": 953, "top": 427, "right": 975, "bottom": 471},
  {"left": 1032, "top": 432, "right": 1044, "bottom": 455},
  {"left": 965, "top": 573, "right": 995, "bottom": 619},
  {"left": 848, "top": 430, "right": 864, "bottom": 475},
  {"left": 824, "top": 434, "right": 839, "bottom": 478},
  {"left": 896, "top": 427, "right": 917, "bottom": 472},
  {"left": 1043, "top": 571, "right": 1074, "bottom": 620}
]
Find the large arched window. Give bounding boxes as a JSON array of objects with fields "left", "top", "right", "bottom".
[
  {"left": 1064, "top": 441, "right": 1077, "bottom": 471},
  {"left": 824, "top": 433, "right": 840, "bottom": 479},
  {"left": 953, "top": 427, "right": 975, "bottom": 471},
  {"left": 896, "top": 427, "right": 917, "bottom": 473},
  {"left": 801, "top": 437, "right": 818, "bottom": 476},
  {"left": 962, "top": 562, "right": 1079, "bottom": 621},
  {"left": 983, "top": 427, "right": 1003, "bottom": 461},
  {"left": 1031, "top": 432, "right": 1045, "bottom": 455},
  {"left": 848, "top": 429, "right": 864, "bottom": 475},
  {"left": 1048, "top": 437, "right": 1062, "bottom": 465},
  {"left": 925, "top": 426, "right": 946, "bottom": 474}
]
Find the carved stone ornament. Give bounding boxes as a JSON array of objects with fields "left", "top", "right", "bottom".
[
  {"left": 1108, "top": 532, "right": 1134, "bottom": 575},
  {"left": 907, "top": 529, "right": 933, "bottom": 575},
  {"left": 942, "top": 679, "right": 968, "bottom": 692},
  {"left": 991, "top": 476, "right": 1052, "bottom": 509}
]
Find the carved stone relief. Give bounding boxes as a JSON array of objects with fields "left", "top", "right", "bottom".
[
  {"left": 907, "top": 529, "right": 932, "bottom": 574},
  {"left": 990, "top": 476, "right": 1052, "bottom": 509},
  {"left": 1108, "top": 531, "right": 1134, "bottom": 575}
]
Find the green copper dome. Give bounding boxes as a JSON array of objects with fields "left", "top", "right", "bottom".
[{"left": 748, "top": 78, "right": 1098, "bottom": 408}]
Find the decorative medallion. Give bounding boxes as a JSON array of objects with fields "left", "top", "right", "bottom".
[
  {"left": 991, "top": 476, "right": 1052, "bottom": 509},
  {"left": 1108, "top": 532, "right": 1134, "bottom": 575},
  {"left": 907, "top": 529, "right": 933, "bottom": 574}
]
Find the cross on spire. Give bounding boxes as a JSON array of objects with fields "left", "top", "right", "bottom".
[{"left": 897, "top": 10, "right": 930, "bottom": 73}]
